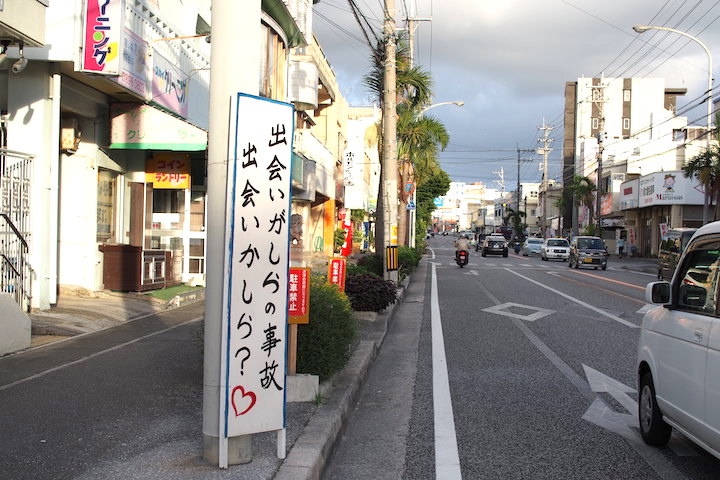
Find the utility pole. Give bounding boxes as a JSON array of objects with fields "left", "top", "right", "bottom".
[
  {"left": 204, "top": 0, "right": 260, "bottom": 467},
  {"left": 494, "top": 167, "right": 506, "bottom": 230},
  {"left": 405, "top": 14, "right": 430, "bottom": 248},
  {"left": 383, "top": 0, "right": 398, "bottom": 282},
  {"left": 537, "top": 120, "right": 553, "bottom": 238},
  {"left": 406, "top": 16, "right": 432, "bottom": 68},
  {"left": 592, "top": 79, "right": 607, "bottom": 237},
  {"left": 515, "top": 146, "right": 534, "bottom": 213}
]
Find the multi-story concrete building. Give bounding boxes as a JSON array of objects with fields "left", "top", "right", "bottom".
[{"left": 563, "top": 76, "right": 708, "bottom": 255}]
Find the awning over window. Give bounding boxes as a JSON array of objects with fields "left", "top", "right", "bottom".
[{"left": 110, "top": 103, "right": 207, "bottom": 151}]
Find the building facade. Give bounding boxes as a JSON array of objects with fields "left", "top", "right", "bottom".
[{"left": 563, "top": 76, "right": 708, "bottom": 255}]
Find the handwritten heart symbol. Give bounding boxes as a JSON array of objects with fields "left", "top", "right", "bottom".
[{"left": 231, "top": 385, "right": 256, "bottom": 416}]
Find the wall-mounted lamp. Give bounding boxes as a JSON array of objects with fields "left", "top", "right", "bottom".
[{"left": 12, "top": 42, "right": 27, "bottom": 74}]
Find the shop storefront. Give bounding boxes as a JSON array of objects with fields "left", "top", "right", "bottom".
[
  {"left": 109, "top": 103, "right": 208, "bottom": 287},
  {"left": 621, "top": 171, "right": 704, "bottom": 256}
]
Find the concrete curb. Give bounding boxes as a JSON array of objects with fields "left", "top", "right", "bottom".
[
  {"left": 164, "top": 288, "right": 206, "bottom": 309},
  {"left": 273, "top": 278, "right": 408, "bottom": 480}
]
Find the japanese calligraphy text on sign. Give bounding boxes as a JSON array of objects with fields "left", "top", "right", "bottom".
[{"left": 222, "top": 94, "right": 294, "bottom": 437}]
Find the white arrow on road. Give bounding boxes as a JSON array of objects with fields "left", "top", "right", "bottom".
[{"left": 581, "top": 364, "right": 697, "bottom": 457}]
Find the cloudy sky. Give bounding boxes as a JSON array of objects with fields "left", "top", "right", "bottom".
[{"left": 312, "top": 0, "right": 720, "bottom": 191}]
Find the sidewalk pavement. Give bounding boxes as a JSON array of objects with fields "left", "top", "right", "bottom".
[
  {"left": 8, "top": 271, "right": 412, "bottom": 480},
  {"left": 609, "top": 255, "right": 658, "bottom": 276},
  {"left": 28, "top": 288, "right": 205, "bottom": 347}
]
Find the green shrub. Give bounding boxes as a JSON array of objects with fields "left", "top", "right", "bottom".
[
  {"left": 345, "top": 273, "right": 397, "bottom": 312},
  {"left": 357, "top": 253, "right": 383, "bottom": 276},
  {"left": 347, "top": 263, "right": 379, "bottom": 277},
  {"left": 297, "top": 276, "right": 357, "bottom": 381},
  {"left": 399, "top": 245, "right": 422, "bottom": 270}
]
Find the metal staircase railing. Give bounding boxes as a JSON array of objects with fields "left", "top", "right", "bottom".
[
  {"left": 0, "top": 145, "right": 34, "bottom": 312},
  {"left": 0, "top": 214, "right": 32, "bottom": 311}
]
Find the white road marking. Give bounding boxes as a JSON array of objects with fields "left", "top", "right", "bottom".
[
  {"left": 0, "top": 317, "right": 203, "bottom": 391},
  {"left": 469, "top": 273, "right": 690, "bottom": 477},
  {"left": 582, "top": 365, "right": 698, "bottom": 458},
  {"left": 504, "top": 268, "right": 639, "bottom": 329},
  {"left": 482, "top": 302, "right": 555, "bottom": 322},
  {"left": 430, "top": 262, "right": 463, "bottom": 479}
]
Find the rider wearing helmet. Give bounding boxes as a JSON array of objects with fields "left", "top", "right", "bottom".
[{"left": 454, "top": 234, "right": 470, "bottom": 254}]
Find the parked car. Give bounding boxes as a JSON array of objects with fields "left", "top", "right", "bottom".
[
  {"left": 637, "top": 221, "right": 720, "bottom": 459},
  {"left": 460, "top": 230, "right": 477, "bottom": 247},
  {"left": 657, "top": 227, "right": 698, "bottom": 280},
  {"left": 541, "top": 238, "right": 570, "bottom": 261},
  {"left": 521, "top": 238, "right": 544, "bottom": 256},
  {"left": 475, "top": 234, "right": 488, "bottom": 251},
  {"left": 568, "top": 236, "right": 608, "bottom": 270},
  {"left": 481, "top": 235, "right": 508, "bottom": 257}
]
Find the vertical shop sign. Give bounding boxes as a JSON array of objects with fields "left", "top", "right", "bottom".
[
  {"left": 152, "top": 50, "right": 189, "bottom": 118},
  {"left": 82, "top": 0, "right": 121, "bottom": 74},
  {"left": 340, "top": 216, "right": 353, "bottom": 257},
  {"left": 115, "top": 28, "right": 150, "bottom": 97},
  {"left": 288, "top": 267, "right": 310, "bottom": 324},
  {"left": 222, "top": 94, "right": 294, "bottom": 437},
  {"left": 328, "top": 258, "right": 347, "bottom": 291}
]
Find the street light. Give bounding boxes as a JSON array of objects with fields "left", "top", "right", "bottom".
[
  {"left": 409, "top": 101, "right": 464, "bottom": 247},
  {"left": 418, "top": 101, "right": 464, "bottom": 117},
  {"left": 633, "top": 24, "right": 714, "bottom": 222}
]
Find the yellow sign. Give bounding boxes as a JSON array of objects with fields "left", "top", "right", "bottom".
[
  {"left": 145, "top": 153, "right": 191, "bottom": 189},
  {"left": 390, "top": 225, "right": 398, "bottom": 245},
  {"left": 386, "top": 246, "right": 398, "bottom": 271}
]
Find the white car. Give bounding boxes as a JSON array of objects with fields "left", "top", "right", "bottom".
[
  {"left": 540, "top": 238, "right": 570, "bottom": 261},
  {"left": 637, "top": 221, "right": 720, "bottom": 459}
]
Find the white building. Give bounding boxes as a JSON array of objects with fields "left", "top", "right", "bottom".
[{"left": 564, "top": 76, "right": 708, "bottom": 254}]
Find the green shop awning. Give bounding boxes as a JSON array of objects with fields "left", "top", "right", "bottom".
[{"left": 110, "top": 103, "right": 207, "bottom": 151}]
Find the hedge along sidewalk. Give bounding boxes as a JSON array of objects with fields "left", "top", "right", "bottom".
[{"left": 274, "top": 268, "right": 421, "bottom": 480}]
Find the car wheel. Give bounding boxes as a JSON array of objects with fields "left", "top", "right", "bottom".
[
  {"left": 563, "top": 258, "right": 567, "bottom": 262},
  {"left": 481, "top": 252, "right": 486, "bottom": 257},
  {"left": 503, "top": 252, "right": 508, "bottom": 258},
  {"left": 639, "top": 372, "right": 672, "bottom": 446}
]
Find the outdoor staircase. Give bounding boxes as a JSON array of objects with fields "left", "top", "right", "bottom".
[{"left": 0, "top": 140, "right": 34, "bottom": 355}]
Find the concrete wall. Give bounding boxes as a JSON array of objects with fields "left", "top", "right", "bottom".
[
  {"left": 0, "top": 295, "right": 31, "bottom": 356},
  {"left": 6, "top": 62, "right": 55, "bottom": 310}
]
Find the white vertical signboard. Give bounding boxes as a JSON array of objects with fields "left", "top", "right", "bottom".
[{"left": 221, "top": 94, "right": 293, "bottom": 440}]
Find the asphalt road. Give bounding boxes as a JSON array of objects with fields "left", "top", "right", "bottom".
[{"left": 324, "top": 236, "right": 720, "bottom": 480}]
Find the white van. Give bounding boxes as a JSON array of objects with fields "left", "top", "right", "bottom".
[{"left": 638, "top": 221, "right": 720, "bottom": 459}]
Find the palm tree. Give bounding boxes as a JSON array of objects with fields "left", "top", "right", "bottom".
[
  {"left": 503, "top": 207, "right": 527, "bottom": 243},
  {"left": 682, "top": 112, "right": 720, "bottom": 223},
  {"left": 566, "top": 175, "right": 596, "bottom": 233},
  {"left": 364, "top": 32, "right": 450, "bottom": 246},
  {"left": 682, "top": 145, "right": 720, "bottom": 222},
  {"left": 396, "top": 104, "right": 450, "bottom": 244}
]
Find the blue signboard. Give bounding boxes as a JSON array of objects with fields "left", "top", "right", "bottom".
[{"left": 433, "top": 197, "right": 443, "bottom": 207}]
